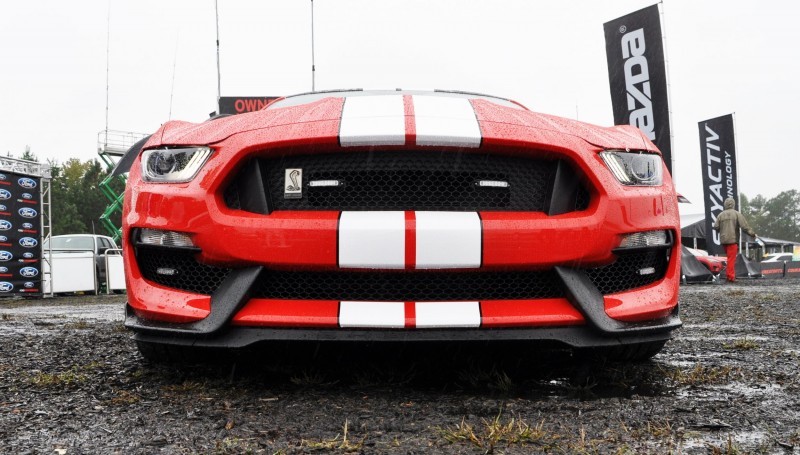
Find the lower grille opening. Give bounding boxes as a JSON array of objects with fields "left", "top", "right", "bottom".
[{"left": 136, "top": 248, "right": 669, "bottom": 300}]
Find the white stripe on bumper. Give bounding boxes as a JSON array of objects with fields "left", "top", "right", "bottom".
[
  {"left": 339, "top": 211, "right": 405, "bottom": 269},
  {"left": 339, "top": 301, "right": 405, "bottom": 328},
  {"left": 416, "top": 211, "right": 481, "bottom": 269},
  {"left": 339, "top": 95, "right": 406, "bottom": 147},
  {"left": 413, "top": 95, "right": 481, "bottom": 148},
  {"left": 415, "top": 301, "right": 481, "bottom": 328}
]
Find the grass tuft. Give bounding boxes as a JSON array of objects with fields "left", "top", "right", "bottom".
[
  {"left": 301, "top": 419, "right": 364, "bottom": 452},
  {"left": 723, "top": 337, "right": 758, "bottom": 350},
  {"left": 439, "top": 412, "right": 554, "bottom": 451}
]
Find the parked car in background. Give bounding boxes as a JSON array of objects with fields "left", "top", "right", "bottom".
[
  {"left": 43, "top": 234, "right": 120, "bottom": 292},
  {"left": 761, "top": 253, "right": 794, "bottom": 263},
  {"left": 685, "top": 247, "right": 726, "bottom": 275}
]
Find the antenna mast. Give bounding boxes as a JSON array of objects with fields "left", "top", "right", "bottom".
[
  {"left": 311, "top": 0, "right": 316, "bottom": 91},
  {"left": 215, "top": 0, "right": 222, "bottom": 110},
  {"left": 105, "top": 1, "right": 110, "bottom": 148}
]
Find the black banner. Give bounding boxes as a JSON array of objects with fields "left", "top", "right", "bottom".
[
  {"left": 218, "top": 96, "right": 279, "bottom": 115},
  {"left": 786, "top": 262, "right": 800, "bottom": 279},
  {"left": 0, "top": 170, "right": 42, "bottom": 296},
  {"left": 698, "top": 114, "right": 738, "bottom": 256},
  {"left": 760, "top": 262, "right": 785, "bottom": 279},
  {"left": 604, "top": 4, "right": 672, "bottom": 174}
]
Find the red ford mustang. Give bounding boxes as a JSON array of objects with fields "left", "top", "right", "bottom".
[{"left": 120, "top": 90, "right": 681, "bottom": 361}]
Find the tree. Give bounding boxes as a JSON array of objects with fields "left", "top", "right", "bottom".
[
  {"left": 49, "top": 158, "right": 122, "bottom": 235},
  {"left": 741, "top": 190, "right": 800, "bottom": 242}
]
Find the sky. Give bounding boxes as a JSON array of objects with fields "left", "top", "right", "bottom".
[{"left": 1, "top": 0, "right": 798, "bottom": 214}]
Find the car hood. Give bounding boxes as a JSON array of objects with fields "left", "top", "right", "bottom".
[{"left": 145, "top": 95, "right": 659, "bottom": 154}]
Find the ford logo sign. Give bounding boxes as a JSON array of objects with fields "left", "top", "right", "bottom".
[
  {"left": 0, "top": 221, "right": 11, "bottom": 231},
  {"left": 22, "top": 252, "right": 34, "bottom": 259},
  {"left": 18, "top": 178, "right": 37, "bottom": 189},
  {"left": 22, "top": 222, "right": 33, "bottom": 229},
  {"left": 0, "top": 251, "right": 12, "bottom": 261},
  {"left": 24, "top": 282, "right": 35, "bottom": 288},
  {"left": 0, "top": 189, "right": 10, "bottom": 200},
  {"left": 0, "top": 282, "right": 13, "bottom": 292},
  {"left": 0, "top": 205, "right": 5, "bottom": 211},
  {"left": 0, "top": 267, "right": 7, "bottom": 273},
  {"left": 0, "top": 236, "right": 6, "bottom": 242},
  {"left": 19, "top": 207, "right": 37, "bottom": 218},
  {"left": 22, "top": 193, "right": 33, "bottom": 200},
  {"left": 0, "top": 173, "right": 6, "bottom": 180},
  {"left": 19, "top": 237, "right": 37, "bottom": 248},
  {"left": 20, "top": 267, "right": 39, "bottom": 278}
]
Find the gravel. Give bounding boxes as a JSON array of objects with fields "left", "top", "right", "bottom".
[{"left": 1, "top": 280, "right": 799, "bottom": 454}]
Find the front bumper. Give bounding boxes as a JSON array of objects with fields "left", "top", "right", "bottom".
[{"left": 125, "top": 264, "right": 681, "bottom": 348}]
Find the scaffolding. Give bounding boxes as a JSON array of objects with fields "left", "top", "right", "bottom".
[{"left": 97, "top": 130, "right": 148, "bottom": 242}]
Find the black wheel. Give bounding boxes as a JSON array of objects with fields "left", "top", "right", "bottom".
[{"left": 583, "top": 340, "right": 667, "bottom": 362}]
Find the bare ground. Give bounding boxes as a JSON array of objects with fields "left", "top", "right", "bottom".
[{"left": 1, "top": 280, "right": 799, "bottom": 454}]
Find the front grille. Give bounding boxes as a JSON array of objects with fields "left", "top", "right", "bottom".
[
  {"left": 225, "top": 151, "right": 590, "bottom": 213},
  {"left": 136, "top": 248, "right": 230, "bottom": 295},
  {"left": 586, "top": 250, "right": 669, "bottom": 295},
  {"left": 136, "top": 248, "right": 668, "bottom": 300},
  {"left": 252, "top": 269, "right": 563, "bottom": 301}
]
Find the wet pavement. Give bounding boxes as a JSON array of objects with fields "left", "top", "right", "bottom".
[{"left": 1, "top": 280, "right": 799, "bottom": 453}]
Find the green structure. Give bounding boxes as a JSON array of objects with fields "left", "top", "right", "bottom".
[{"left": 97, "top": 130, "right": 148, "bottom": 243}]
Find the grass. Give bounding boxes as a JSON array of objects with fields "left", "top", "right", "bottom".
[
  {"left": 667, "top": 363, "right": 737, "bottom": 387},
  {"left": 707, "top": 435, "right": 744, "bottom": 455},
  {"left": 457, "top": 364, "right": 515, "bottom": 392},
  {"left": 723, "top": 337, "right": 758, "bottom": 350},
  {"left": 64, "top": 320, "right": 90, "bottom": 330},
  {"left": 439, "top": 412, "right": 554, "bottom": 452},
  {"left": 30, "top": 367, "right": 88, "bottom": 387},
  {"left": 105, "top": 390, "right": 141, "bottom": 406},
  {"left": 301, "top": 420, "right": 364, "bottom": 452},
  {"left": 29, "top": 362, "right": 101, "bottom": 387}
]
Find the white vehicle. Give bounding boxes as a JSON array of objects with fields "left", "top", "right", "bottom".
[
  {"left": 43, "top": 234, "right": 121, "bottom": 293},
  {"left": 761, "top": 253, "right": 794, "bottom": 263}
]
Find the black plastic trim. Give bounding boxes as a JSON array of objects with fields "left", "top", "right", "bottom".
[
  {"left": 554, "top": 266, "right": 681, "bottom": 336},
  {"left": 112, "top": 134, "right": 152, "bottom": 177},
  {"left": 131, "top": 323, "right": 676, "bottom": 349},
  {"left": 237, "top": 159, "right": 271, "bottom": 215},
  {"left": 125, "top": 266, "right": 263, "bottom": 335},
  {"left": 547, "top": 160, "right": 580, "bottom": 216}
]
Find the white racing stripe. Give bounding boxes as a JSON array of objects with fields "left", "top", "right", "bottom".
[
  {"left": 413, "top": 95, "right": 482, "bottom": 147},
  {"left": 339, "top": 95, "right": 406, "bottom": 146},
  {"left": 339, "top": 211, "right": 405, "bottom": 268},
  {"left": 415, "top": 301, "right": 481, "bottom": 328},
  {"left": 415, "top": 211, "right": 481, "bottom": 268},
  {"left": 339, "top": 301, "right": 405, "bottom": 328}
]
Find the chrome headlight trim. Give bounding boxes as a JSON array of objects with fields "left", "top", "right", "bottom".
[
  {"left": 141, "top": 147, "right": 212, "bottom": 183},
  {"left": 600, "top": 150, "right": 663, "bottom": 186}
]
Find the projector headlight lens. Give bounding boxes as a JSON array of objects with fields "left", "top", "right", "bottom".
[
  {"left": 141, "top": 147, "right": 212, "bottom": 183},
  {"left": 600, "top": 150, "right": 663, "bottom": 186}
]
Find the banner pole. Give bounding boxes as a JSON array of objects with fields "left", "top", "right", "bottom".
[{"left": 659, "top": 0, "right": 676, "bottom": 178}]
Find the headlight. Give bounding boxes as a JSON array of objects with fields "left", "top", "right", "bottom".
[
  {"left": 599, "top": 150, "right": 663, "bottom": 186},
  {"left": 141, "top": 147, "right": 212, "bottom": 183}
]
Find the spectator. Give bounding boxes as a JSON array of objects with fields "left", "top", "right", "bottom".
[{"left": 713, "top": 197, "right": 757, "bottom": 282}]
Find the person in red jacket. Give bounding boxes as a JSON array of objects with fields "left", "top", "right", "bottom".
[{"left": 713, "top": 197, "right": 757, "bottom": 282}]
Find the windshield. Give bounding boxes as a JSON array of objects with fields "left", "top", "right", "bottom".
[
  {"left": 45, "top": 236, "right": 94, "bottom": 250},
  {"left": 267, "top": 89, "right": 526, "bottom": 110}
]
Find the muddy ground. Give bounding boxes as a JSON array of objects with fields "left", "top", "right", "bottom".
[{"left": 1, "top": 280, "right": 799, "bottom": 454}]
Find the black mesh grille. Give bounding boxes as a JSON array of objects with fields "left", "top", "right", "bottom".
[
  {"left": 136, "top": 248, "right": 230, "bottom": 295},
  {"left": 586, "top": 250, "right": 669, "bottom": 295},
  {"left": 136, "top": 248, "right": 668, "bottom": 299},
  {"left": 252, "top": 269, "right": 563, "bottom": 301},
  {"left": 224, "top": 152, "right": 590, "bottom": 212}
]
